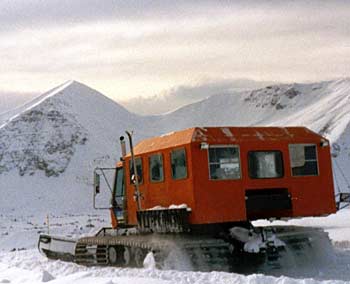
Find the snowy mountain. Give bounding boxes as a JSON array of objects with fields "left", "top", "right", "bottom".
[
  {"left": 0, "top": 81, "right": 142, "bottom": 177},
  {"left": 155, "top": 79, "right": 350, "bottom": 142},
  {"left": 0, "top": 81, "right": 145, "bottom": 214},
  {"left": 0, "top": 79, "right": 349, "bottom": 214}
]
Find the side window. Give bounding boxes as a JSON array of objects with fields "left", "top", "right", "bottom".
[
  {"left": 208, "top": 146, "right": 241, "bottom": 180},
  {"left": 248, "top": 151, "right": 284, "bottom": 179},
  {"left": 171, "top": 148, "right": 187, "bottom": 180},
  {"left": 149, "top": 154, "right": 164, "bottom": 182},
  {"left": 289, "top": 144, "right": 318, "bottom": 176},
  {"left": 129, "top": 157, "right": 143, "bottom": 184}
]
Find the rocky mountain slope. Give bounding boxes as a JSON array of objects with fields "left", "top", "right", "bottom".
[
  {"left": 0, "top": 81, "right": 142, "bottom": 177},
  {"left": 155, "top": 79, "right": 350, "bottom": 142}
]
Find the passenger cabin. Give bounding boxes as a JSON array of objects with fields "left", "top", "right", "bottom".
[{"left": 120, "top": 127, "right": 336, "bottom": 226}]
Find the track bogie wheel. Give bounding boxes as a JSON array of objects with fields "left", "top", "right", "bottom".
[
  {"left": 122, "top": 246, "right": 132, "bottom": 267},
  {"left": 107, "top": 246, "right": 118, "bottom": 265},
  {"left": 133, "top": 247, "right": 147, "bottom": 268}
]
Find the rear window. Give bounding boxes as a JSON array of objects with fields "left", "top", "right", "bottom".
[
  {"left": 289, "top": 144, "right": 318, "bottom": 176},
  {"left": 171, "top": 148, "right": 187, "bottom": 180},
  {"left": 248, "top": 151, "right": 284, "bottom": 179},
  {"left": 149, "top": 154, "right": 164, "bottom": 182},
  {"left": 208, "top": 146, "right": 241, "bottom": 180}
]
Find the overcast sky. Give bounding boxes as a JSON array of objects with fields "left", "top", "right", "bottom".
[{"left": 1, "top": 0, "right": 350, "bottom": 101}]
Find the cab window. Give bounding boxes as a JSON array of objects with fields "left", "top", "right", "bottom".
[
  {"left": 248, "top": 151, "right": 283, "bottom": 179},
  {"left": 129, "top": 157, "right": 143, "bottom": 184},
  {"left": 171, "top": 148, "right": 187, "bottom": 180},
  {"left": 289, "top": 144, "right": 318, "bottom": 176},
  {"left": 113, "top": 167, "right": 125, "bottom": 219},
  {"left": 208, "top": 146, "right": 241, "bottom": 180},
  {"left": 115, "top": 167, "right": 124, "bottom": 197},
  {"left": 149, "top": 154, "right": 164, "bottom": 182}
]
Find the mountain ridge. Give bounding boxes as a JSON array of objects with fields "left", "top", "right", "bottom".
[{"left": 0, "top": 78, "right": 349, "bottom": 214}]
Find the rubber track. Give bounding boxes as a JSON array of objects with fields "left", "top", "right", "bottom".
[
  {"left": 74, "top": 234, "right": 231, "bottom": 270},
  {"left": 43, "top": 225, "right": 333, "bottom": 273}
]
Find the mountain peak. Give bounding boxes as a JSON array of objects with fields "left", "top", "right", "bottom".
[
  {"left": 60, "top": 80, "right": 95, "bottom": 90},
  {"left": 0, "top": 80, "right": 136, "bottom": 178},
  {"left": 43, "top": 80, "right": 99, "bottom": 99}
]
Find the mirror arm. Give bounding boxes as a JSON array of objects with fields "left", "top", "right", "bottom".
[{"left": 126, "top": 131, "right": 142, "bottom": 211}]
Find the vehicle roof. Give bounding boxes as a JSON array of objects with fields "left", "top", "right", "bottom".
[{"left": 129, "top": 126, "right": 323, "bottom": 156}]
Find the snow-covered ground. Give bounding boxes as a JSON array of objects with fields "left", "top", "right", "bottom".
[
  {"left": 1, "top": 79, "right": 350, "bottom": 283},
  {"left": 1, "top": 210, "right": 350, "bottom": 283},
  {"left": 0, "top": 254, "right": 348, "bottom": 284}
]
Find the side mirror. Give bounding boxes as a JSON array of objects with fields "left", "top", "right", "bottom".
[
  {"left": 94, "top": 172, "right": 100, "bottom": 195},
  {"left": 131, "top": 174, "right": 136, "bottom": 185}
]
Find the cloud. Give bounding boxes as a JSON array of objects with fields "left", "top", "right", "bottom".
[
  {"left": 1, "top": 1, "right": 350, "bottom": 99},
  {"left": 2, "top": 1, "right": 349, "bottom": 33},
  {"left": 119, "top": 78, "right": 274, "bottom": 115},
  {"left": 0, "top": 0, "right": 231, "bottom": 30},
  {"left": 0, "top": 0, "right": 117, "bottom": 30}
]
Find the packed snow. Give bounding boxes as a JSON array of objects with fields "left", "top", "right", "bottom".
[
  {"left": 148, "top": 204, "right": 191, "bottom": 211},
  {"left": 1, "top": 211, "right": 350, "bottom": 283},
  {"left": 1, "top": 79, "right": 350, "bottom": 283}
]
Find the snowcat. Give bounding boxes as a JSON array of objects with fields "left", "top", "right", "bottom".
[{"left": 38, "top": 126, "right": 350, "bottom": 273}]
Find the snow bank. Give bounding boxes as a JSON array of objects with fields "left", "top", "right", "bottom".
[{"left": 0, "top": 250, "right": 349, "bottom": 284}]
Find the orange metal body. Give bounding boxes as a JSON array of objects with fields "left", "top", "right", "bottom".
[{"left": 123, "top": 127, "right": 336, "bottom": 226}]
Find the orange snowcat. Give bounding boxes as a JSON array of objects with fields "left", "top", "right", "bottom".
[{"left": 39, "top": 126, "right": 349, "bottom": 273}]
